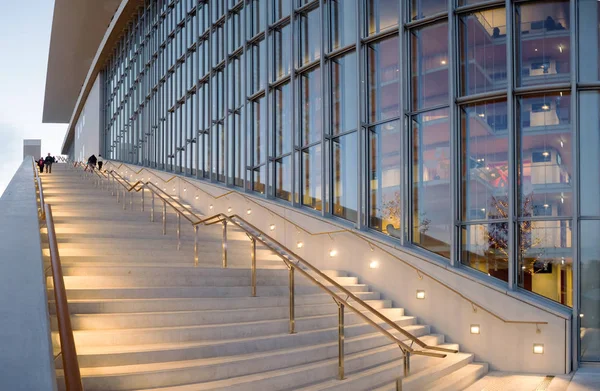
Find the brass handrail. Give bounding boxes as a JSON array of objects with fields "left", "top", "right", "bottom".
[
  {"left": 80, "top": 165, "right": 456, "bottom": 384},
  {"left": 103, "top": 161, "right": 550, "bottom": 326},
  {"left": 36, "top": 164, "right": 83, "bottom": 391}
]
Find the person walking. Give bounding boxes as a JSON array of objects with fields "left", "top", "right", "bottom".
[
  {"left": 86, "top": 154, "right": 97, "bottom": 172},
  {"left": 38, "top": 157, "right": 45, "bottom": 174},
  {"left": 97, "top": 154, "right": 104, "bottom": 171},
  {"left": 44, "top": 153, "right": 55, "bottom": 174}
]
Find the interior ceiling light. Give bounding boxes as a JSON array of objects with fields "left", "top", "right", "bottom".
[
  {"left": 542, "top": 151, "right": 550, "bottom": 157},
  {"left": 441, "top": 60, "right": 447, "bottom": 65},
  {"left": 478, "top": 113, "right": 485, "bottom": 118},
  {"left": 541, "top": 104, "right": 550, "bottom": 111}
]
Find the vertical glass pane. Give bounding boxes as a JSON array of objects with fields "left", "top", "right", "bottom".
[
  {"left": 252, "top": 97, "right": 266, "bottom": 165},
  {"left": 331, "top": 52, "right": 357, "bottom": 135},
  {"left": 580, "top": 220, "right": 600, "bottom": 361},
  {"left": 302, "top": 144, "right": 322, "bottom": 210},
  {"left": 233, "top": 113, "right": 243, "bottom": 187},
  {"left": 461, "top": 224, "right": 509, "bottom": 282},
  {"left": 412, "top": 108, "right": 451, "bottom": 258},
  {"left": 273, "top": 0, "right": 291, "bottom": 22},
  {"left": 275, "top": 83, "right": 292, "bottom": 156},
  {"left": 459, "top": 8, "right": 507, "bottom": 96},
  {"left": 518, "top": 92, "right": 572, "bottom": 218},
  {"left": 299, "top": 8, "right": 321, "bottom": 66},
  {"left": 253, "top": 165, "right": 266, "bottom": 194},
  {"left": 300, "top": 67, "right": 322, "bottom": 146},
  {"left": 578, "top": 0, "right": 600, "bottom": 81},
  {"left": 517, "top": 220, "right": 572, "bottom": 307},
  {"left": 366, "top": 0, "right": 398, "bottom": 36},
  {"left": 368, "top": 36, "right": 400, "bottom": 123},
  {"left": 411, "top": 22, "right": 449, "bottom": 110},
  {"left": 410, "top": 0, "right": 446, "bottom": 22},
  {"left": 516, "top": 1, "right": 570, "bottom": 87},
  {"left": 369, "top": 120, "right": 401, "bottom": 235},
  {"left": 330, "top": 0, "right": 356, "bottom": 51},
  {"left": 580, "top": 92, "right": 600, "bottom": 216},
  {"left": 333, "top": 134, "right": 358, "bottom": 221},
  {"left": 274, "top": 24, "right": 292, "bottom": 81},
  {"left": 275, "top": 156, "right": 292, "bottom": 201},
  {"left": 461, "top": 100, "right": 509, "bottom": 221},
  {"left": 249, "top": 40, "right": 266, "bottom": 94}
]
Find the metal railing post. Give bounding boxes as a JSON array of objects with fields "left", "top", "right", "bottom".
[
  {"left": 116, "top": 182, "right": 120, "bottom": 202},
  {"left": 130, "top": 190, "right": 133, "bottom": 209},
  {"left": 338, "top": 302, "right": 345, "bottom": 380},
  {"left": 403, "top": 351, "right": 410, "bottom": 377},
  {"left": 289, "top": 267, "right": 295, "bottom": 334},
  {"left": 141, "top": 187, "right": 145, "bottom": 211},
  {"left": 194, "top": 225, "right": 199, "bottom": 266},
  {"left": 177, "top": 213, "right": 181, "bottom": 251},
  {"left": 162, "top": 201, "right": 167, "bottom": 235},
  {"left": 251, "top": 238, "right": 256, "bottom": 297},
  {"left": 222, "top": 221, "right": 228, "bottom": 268},
  {"left": 151, "top": 192, "right": 155, "bottom": 222},
  {"left": 122, "top": 188, "right": 126, "bottom": 210}
]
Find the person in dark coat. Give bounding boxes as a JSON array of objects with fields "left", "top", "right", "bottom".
[
  {"left": 38, "top": 157, "right": 44, "bottom": 174},
  {"left": 44, "top": 153, "right": 55, "bottom": 174},
  {"left": 86, "top": 154, "right": 97, "bottom": 172}
]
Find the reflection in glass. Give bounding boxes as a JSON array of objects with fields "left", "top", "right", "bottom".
[
  {"left": 368, "top": 36, "right": 400, "bottom": 123},
  {"left": 412, "top": 108, "right": 451, "bottom": 258},
  {"left": 580, "top": 220, "right": 600, "bottom": 361},
  {"left": 333, "top": 134, "right": 357, "bottom": 221},
  {"left": 300, "top": 67, "right": 322, "bottom": 146},
  {"left": 299, "top": 8, "right": 321, "bottom": 66},
  {"left": 460, "top": 100, "right": 509, "bottom": 221},
  {"left": 518, "top": 92, "right": 572, "bottom": 218},
  {"left": 459, "top": 8, "right": 507, "bottom": 96},
  {"left": 516, "top": 1, "right": 570, "bottom": 87},
  {"left": 302, "top": 145, "right": 322, "bottom": 210},
  {"left": 273, "top": 0, "right": 291, "bottom": 22},
  {"left": 274, "top": 24, "right": 291, "bottom": 81},
  {"left": 369, "top": 120, "right": 401, "bottom": 235},
  {"left": 274, "top": 82, "right": 292, "bottom": 156},
  {"left": 253, "top": 165, "right": 266, "bottom": 194},
  {"left": 411, "top": 22, "right": 449, "bottom": 110},
  {"left": 517, "top": 220, "right": 572, "bottom": 307},
  {"left": 330, "top": 0, "right": 356, "bottom": 51},
  {"left": 275, "top": 156, "right": 292, "bottom": 202},
  {"left": 366, "top": 0, "right": 398, "bottom": 36},
  {"left": 410, "top": 0, "right": 446, "bottom": 21},
  {"left": 331, "top": 53, "right": 357, "bottom": 135},
  {"left": 461, "top": 224, "right": 509, "bottom": 282},
  {"left": 249, "top": 40, "right": 266, "bottom": 94},
  {"left": 252, "top": 97, "right": 266, "bottom": 166},
  {"left": 579, "top": 92, "right": 600, "bottom": 216}
]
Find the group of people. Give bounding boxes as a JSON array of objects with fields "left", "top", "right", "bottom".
[
  {"left": 37, "top": 153, "right": 56, "bottom": 174},
  {"left": 84, "top": 154, "right": 103, "bottom": 171}
]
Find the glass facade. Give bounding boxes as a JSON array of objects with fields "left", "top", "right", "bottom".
[{"left": 101, "top": 0, "right": 600, "bottom": 362}]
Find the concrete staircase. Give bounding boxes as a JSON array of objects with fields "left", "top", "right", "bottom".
[{"left": 41, "top": 164, "right": 488, "bottom": 390}]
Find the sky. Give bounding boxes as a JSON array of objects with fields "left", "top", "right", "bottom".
[{"left": 0, "top": 1, "right": 67, "bottom": 197}]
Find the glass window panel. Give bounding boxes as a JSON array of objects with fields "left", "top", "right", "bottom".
[
  {"left": 579, "top": 0, "right": 600, "bottom": 81},
  {"left": 253, "top": 165, "right": 266, "bottom": 194},
  {"left": 368, "top": 36, "right": 400, "bottom": 123},
  {"left": 300, "top": 67, "right": 322, "bottom": 146},
  {"left": 333, "top": 134, "right": 358, "bottom": 221},
  {"left": 233, "top": 113, "right": 244, "bottom": 187},
  {"left": 580, "top": 220, "right": 600, "bottom": 361},
  {"left": 330, "top": 0, "right": 356, "bottom": 51},
  {"left": 410, "top": 0, "right": 446, "bottom": 21},
  {"left": 302, "top": 144, "right": 322, "bottom": 210},
  {"left": 273, "top": 0, "right": 291, "bottom": 22},
  {"left": 249, "top": 40, "right": 266, "bottom": 94},
  {"left": 366, "top": 0, "right": 398, "bottom": 36},
  {"left": 274, "top": 82, "right": 292, "bottom": 156},
  {"left": 460, "top": 100, "right": 509, "bottom": 222},
  {"left": 275, "top": 156, "right": 292, "bottom": 201},
  {"left": 518, "top": 92, "right": 572, "bottom": 218},
  {"left": 331, "top": 52, "right": 357, "bottom": 135},
  {"left": 252, "top": 97, "right": 267, "bottom": 165},
  {"left": 412, "top": 108, "right": 451, "bottom": 258},
  {"left": 274, "top": 24, "right": 292, "bottom": 81},
  {"left": 461, "top": 223, "right": 509, "bottom": 282},
  {"left": 459, "top": 8, "right": 507, "bottom": 96},
  {"left": 516, "top": 1, "right": 570, "bottom": 87},
  {"left": 299, "top": 8, "right": 321, "bottom": 66},
  {"left": 580, "top": 91, "right": 600, "bottom": 216},
  {"left": 369, "top": 120, "right": 401, "bottom": 234},
  {"left": 411, "top": 22, "right": 449, "bottom": 110},
  {"left": 517, "top": 220, "right": 573, "bottom": 307}
]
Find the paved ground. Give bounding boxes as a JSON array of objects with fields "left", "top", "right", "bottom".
[
  {"left": 465, "top": 367, "right": 600, "bottom": 390},
  {"left": 566, "top": 367, "right": 600, "bottom": 391}
]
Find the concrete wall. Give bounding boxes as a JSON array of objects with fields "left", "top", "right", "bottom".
[
  {"left": 108, "top": 161, "right": 573, "bottom": 375},
  {"left": 23, "top": 139, "right": 42, "bottom": 160},
  {"left": 0, "top": 159, "right": 56, "bottom": 390},
  {"left": 74, "top": 74, "right": 101, "bottom": 163}
]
